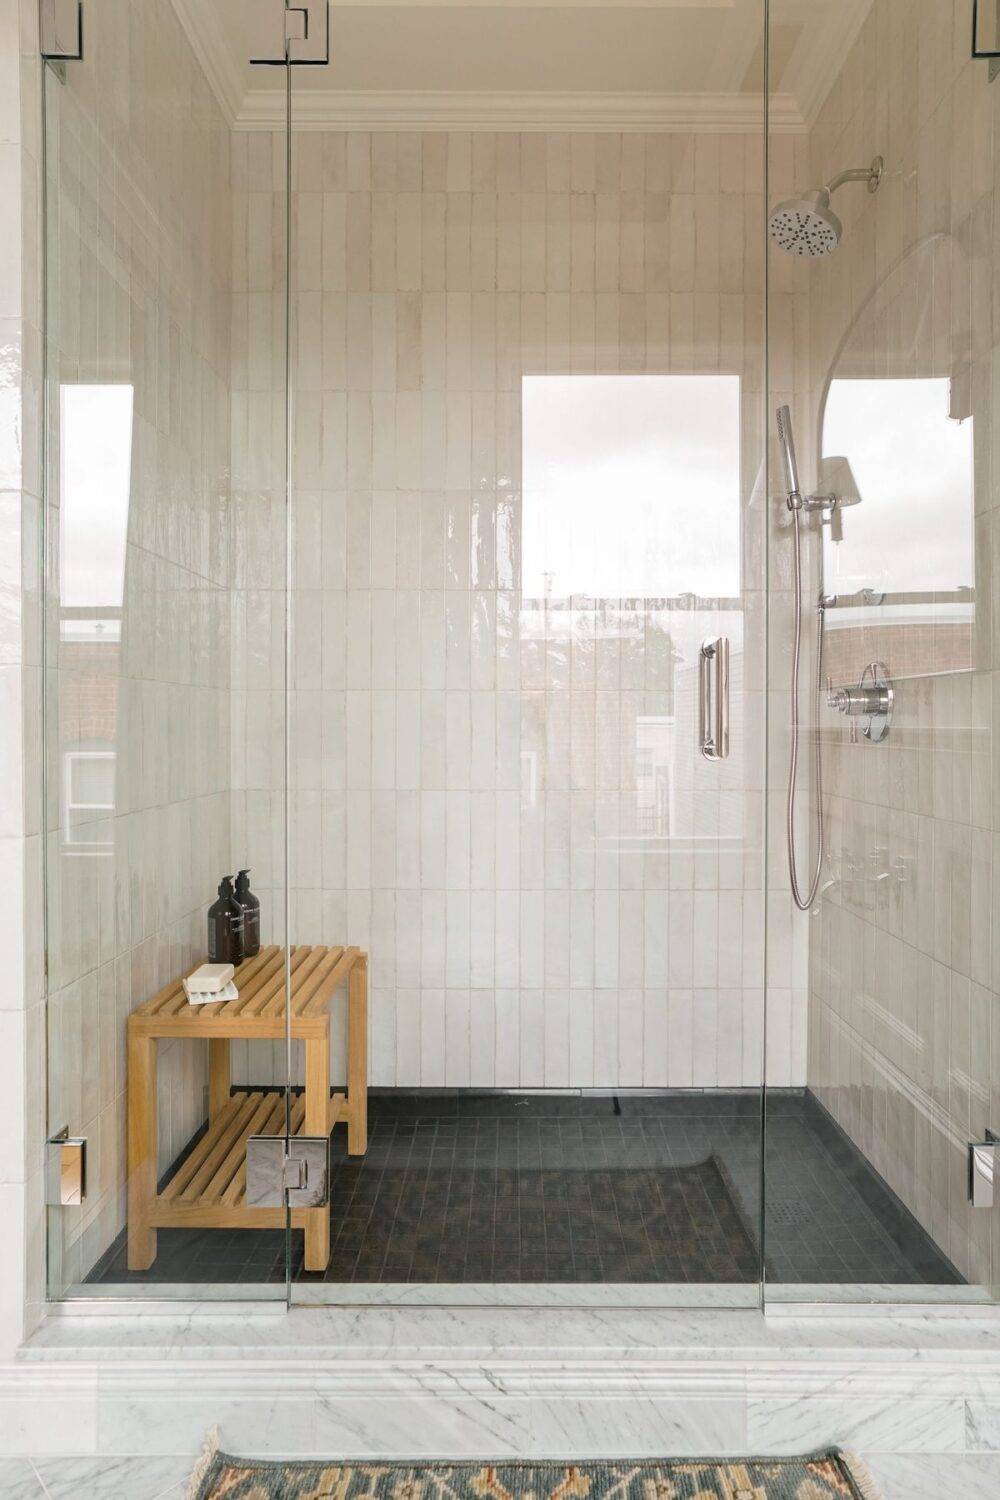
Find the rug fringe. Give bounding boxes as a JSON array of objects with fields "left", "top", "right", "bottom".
[
  {"left": 841, "top": 1450, "right": 883, "bottom": 1500},
  {"left": 185, "top": 1425, "right": 220, "bottom": 1500}
]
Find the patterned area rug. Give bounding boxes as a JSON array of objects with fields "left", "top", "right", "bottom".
[{"left": 189, "top": 1452, "right": 881, "bottom": 1500}]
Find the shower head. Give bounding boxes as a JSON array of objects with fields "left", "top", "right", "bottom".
[
  {"left": 768, "top": 188, "right": 843, "bottom": 258},
  {"left": 768, "top": 156, "right": 883, "bottom": 258}
]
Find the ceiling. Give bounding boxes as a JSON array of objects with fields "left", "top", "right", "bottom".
[{"left": 169, "top": 0, "right": 873, "bottom": 131}]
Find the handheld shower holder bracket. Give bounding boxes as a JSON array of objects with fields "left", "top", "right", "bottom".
[{"left": 786, "top": 490, "right": 838, "bottom": 516}]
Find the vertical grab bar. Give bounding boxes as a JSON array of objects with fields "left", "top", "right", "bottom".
[{"left": 699, "top": 636, "right": 730, "bottom": 761}]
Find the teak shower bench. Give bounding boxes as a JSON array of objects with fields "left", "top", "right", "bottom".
[{"left": 126, "top": 943, "right": 368, "bottom": 1273}]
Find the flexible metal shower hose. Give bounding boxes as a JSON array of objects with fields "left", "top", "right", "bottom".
[{"left": 787, "top": 506, "right": 825, "bottom": 911}]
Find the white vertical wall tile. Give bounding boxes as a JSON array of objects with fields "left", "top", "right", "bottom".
[{"left": 232, "top": 126, "right": 783, "bottom": 1111}]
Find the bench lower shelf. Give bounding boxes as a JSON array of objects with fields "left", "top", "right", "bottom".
[{"left": 148, "top": 1088, "right": 342, "bottom": 1232}]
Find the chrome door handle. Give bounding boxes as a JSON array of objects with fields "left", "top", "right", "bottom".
[{"left": 699, "top": 636, "right": 729, "bottom": 761}]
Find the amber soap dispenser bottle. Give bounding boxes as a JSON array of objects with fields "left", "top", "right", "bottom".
[{"left": 208, "top": 876, "right": 245, "bottom": 966}]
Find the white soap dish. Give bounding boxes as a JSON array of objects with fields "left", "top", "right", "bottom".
[
  {"left": 185, "top": 980, "right": 238, "bottom": 1005},
  {"left": 183, "top": 963, "right": 238, "bottom": 1005}
]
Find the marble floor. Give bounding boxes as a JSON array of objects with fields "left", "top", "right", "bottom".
[
  {"left": 86, "top": 1089, "right": 960, "bottom": 1290},
  {"left": 14, "top": 1303, "right": 1000, "bottom": 1499},
  {"left": 1, "top": 1451, "right": 995, "bottom": 1500},
  {"left": 0, "top": 1457, "right": 192, "bottom": 1498}
]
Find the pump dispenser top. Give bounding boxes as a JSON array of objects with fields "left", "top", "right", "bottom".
[{"left": 235, "top": 869, "right": 261, "bottom": 958}]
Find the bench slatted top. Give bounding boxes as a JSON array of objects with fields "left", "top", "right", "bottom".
[{"left": 128, "top": 944, "right": 364, "bottom": 1040}]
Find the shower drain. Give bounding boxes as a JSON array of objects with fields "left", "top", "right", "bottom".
[{"left": 766, "top": 1203, "right": 806, "bottom": 1230}]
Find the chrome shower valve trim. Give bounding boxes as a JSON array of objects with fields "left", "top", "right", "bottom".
[{"left": 828, "top": 662, "right": 893, "bottom": 742}]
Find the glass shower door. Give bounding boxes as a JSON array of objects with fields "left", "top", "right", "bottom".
[
  {"left": 284, "top": 0, "right": 771, "bottom": 1303},
  {"left": 764, "top": 0, "right": 1000, "bottom": 1304}
]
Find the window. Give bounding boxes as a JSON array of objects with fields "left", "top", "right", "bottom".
[
  {"left": 63, "top": 747, "right": 115, "bottom": 852},
  {"left": 822, "top": 376, "right": 974, "bottom": 600},
  {"left": 522, "top": 374, "right": 741, "bottom": 600},
  {"left": 59, "top": 384, "right": 134, "bottom": 642}
]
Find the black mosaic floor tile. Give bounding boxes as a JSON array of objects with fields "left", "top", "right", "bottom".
[{"left": 85, "top": 1089, "right": 962, "bottom": 1288}]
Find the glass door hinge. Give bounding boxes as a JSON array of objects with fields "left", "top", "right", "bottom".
[
  {"left": 46, "top": 1127, "right": 86, "bottom": 1206},
  {"left": 249, "top": 0, "right": 330, "bottom": 65},
  {"left": 246, "top": 1135, "right": 330, "bottom": 1207},
  {"left": 969, "top": 1129, "right": 998, "bottom": 1209},
  {"left": 973, "top": 0, "right": 1000, "bottom": 79},
  {"left": 40, "top": 0, "right": 82, "bottom": 61}
]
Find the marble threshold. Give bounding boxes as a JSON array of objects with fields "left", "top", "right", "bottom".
[
  {"left": 61, "top": 1282, "right": 994, "bottom": 1309},
  {"left": 3, "top": 1304, "right": 1000, "bottom": 1467}
]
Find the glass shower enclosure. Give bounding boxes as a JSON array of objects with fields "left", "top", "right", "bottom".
[{"left": 39, "top": 0, "right": 998, "bottom": 1309}]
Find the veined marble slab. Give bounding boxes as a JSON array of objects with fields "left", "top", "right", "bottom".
[
  {"left": 866, "top": 1452, "right": 1000, "bottom": 1499},
  {"left": 764, "top": 1284, "right": 994, "bottom": 1308},
  {"left": 746, "top": 1395, "right": 966, "bottom": 1454},
  {"left": 32, "top": 1457, "right": 192, "bottom": 1499},
  {"left": 0, "top": 1461, "right": 45, "bottom": 1500},
  {"left": 22, "top": 1305, "right": 1000, "bottom": 1364},
  {"left": 964, "top": 1401, "right": 1000, "bottom": 1450},
  {"left": 7, "top": 1307, "right": 1000, "bottom": 1461},
  {"left": 67, "top": 1280, "right": 997, "bottom": 1311},
  {"left": 292, "top": 1284, "right": 760, "bottom": 1309},
  {"left": 65, "top": 1282, "right": 760, "bottom": 1310}
]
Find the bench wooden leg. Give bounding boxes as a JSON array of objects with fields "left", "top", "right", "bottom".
[
  {"left": 304, "top": 1030, "right": 331, "bottom": 1272},
  {"left": 208, "top": 1038, "right": 231, "bottom": 1118},
  {"left": 348, "top": 955, "right": 368, "bottom": 1156},
  {"left": 127, "top": 1029, "right": 157, "bottom": 1271}
]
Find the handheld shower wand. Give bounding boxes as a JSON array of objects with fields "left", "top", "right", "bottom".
[
  {"left": 777, "top": 406, "right": 828, "bottom": 912},
  {"left": 776, "top": 403, "right": 801, "bottom": 501}
]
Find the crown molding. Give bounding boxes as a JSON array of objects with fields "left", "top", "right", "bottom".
[
  {"left": 233, "top": 88, "right": 805, "bottom": 133},
  {"left": 312, "top": 0, "right": 737, "bottom": 6},
  {"left": 788, "top": 0, "right": 874, "bottom": 129},
  {"left": 169, "top": 0, "right": 244, "bottom": 127},
  {"left": 167, "top": 0, "right": 807, "bottom": 138}
]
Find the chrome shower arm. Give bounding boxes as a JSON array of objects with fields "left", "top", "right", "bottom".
[
  {"left": 826, "top": 167, "right": 871, "bottom": 193},
  {"left": 826, "top": 157, "right": 883, "bottom": 196}
]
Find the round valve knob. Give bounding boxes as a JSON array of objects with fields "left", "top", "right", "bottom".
[{"left": 827, "top": 663, "right": 893, "bottom": 742}]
